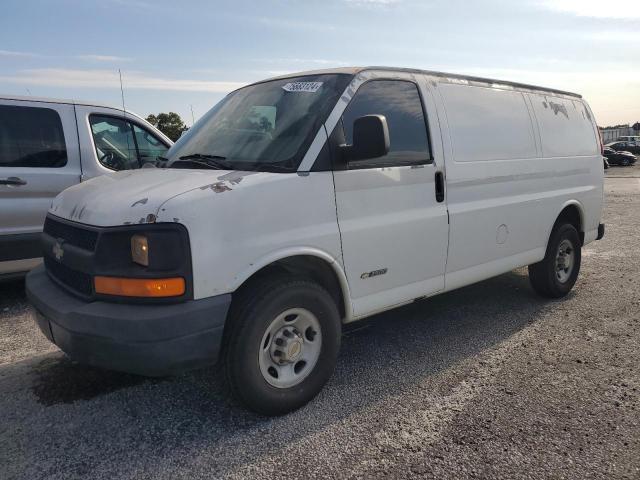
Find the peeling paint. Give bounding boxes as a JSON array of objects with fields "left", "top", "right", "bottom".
[
  {"left": 548, "top": 101, "right": 569, "bottom": 119},
  {"left": 131, "top": 198, "right": 149, "bottom": 207},
  {"left": 146, "top": 213, "right": 157, "bottom": 223},
  {"left": 200, "top": 182, "right": 232, "bottom": 193},
  {"left": 173, "top": 218, "right": 180, "bottom": 223},
  {"left": 216, "top": 171, "right": 258, "bottom": 185},
  {"left": 542, "top": 101, "right": 548, "bottom": 109}
]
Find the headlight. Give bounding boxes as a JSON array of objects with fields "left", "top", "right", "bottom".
[{"left": 131, "top": 234, "right": 149, "bottom": 266}]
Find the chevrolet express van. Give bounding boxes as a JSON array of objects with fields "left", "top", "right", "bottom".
[
  {"left": 0, "top": 95, "right": 172, "bottom": 278},
  {"left": 26, "top": 67, "right": 605, "bottom": 415}
]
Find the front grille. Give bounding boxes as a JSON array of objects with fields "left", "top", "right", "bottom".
[
  {"left": 43, "top": 216, "right": 98, "bottom": 251},
  {"left": 44, "top": 256, "right": 93, "bottom": 297}
]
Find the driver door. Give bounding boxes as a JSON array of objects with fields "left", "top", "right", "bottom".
[{"left": 331, "top": 77, "right": 449, "bottom": 319}]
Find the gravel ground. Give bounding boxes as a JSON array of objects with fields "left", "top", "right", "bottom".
[{"left": 1, "top": 166, "right": 639, "bottom": 479}]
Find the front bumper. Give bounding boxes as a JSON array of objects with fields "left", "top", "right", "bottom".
[{"left": 26, "top": 265, "right": 231, "bottom": 376}]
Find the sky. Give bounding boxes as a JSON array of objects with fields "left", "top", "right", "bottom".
[{"left": 0, "top": 0, "right": 638, "bottom": 127}]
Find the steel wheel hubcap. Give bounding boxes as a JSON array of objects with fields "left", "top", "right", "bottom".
[
  {"left": 259, "top": 308, "right": 322, "bottom": 388},
  {"left": 555, "top": 238, "right": 575, "bottom": 283}
]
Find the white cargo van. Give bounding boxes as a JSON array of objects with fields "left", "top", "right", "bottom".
[
  {"left": 0, "top": 95, "right": 172, "bottom": 278},
  {"left": 26, "top": 67, "right": 605, "bottom": 415}
]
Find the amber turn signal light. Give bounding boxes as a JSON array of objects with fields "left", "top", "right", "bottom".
[{"left": 94, "top": 276, "right": 185, "bottom": 297}]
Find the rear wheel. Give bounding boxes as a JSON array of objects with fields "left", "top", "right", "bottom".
[
  {"left": 224, "top": 276, "right": 341, "bottom": 416},
  {"left": 528, "top": 223, "right": 581, "bottom": 298}
]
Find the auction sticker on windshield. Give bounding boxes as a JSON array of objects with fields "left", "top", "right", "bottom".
[{"left": 282, "top": 82, "right": 323, "bottom": 93}]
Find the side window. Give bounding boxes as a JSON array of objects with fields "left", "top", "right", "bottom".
[
  {"left": 89, "top": 115, "right": 139, "bottom": 171},
  {"left": 0, "top": 104, "right": 67, "bottom": 168},
  {"left": 341, "top": 80, "right": 431, "bottom": 167},
  {"left": 133, "top": 124, "right": 169, "bottom": 162}
]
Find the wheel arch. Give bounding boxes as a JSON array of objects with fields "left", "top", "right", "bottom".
[
  {"left": 546, "top": 201, "right": 585, "bottom": 250},
  {"left": 231, "top": 248, "right": 353, "bottom": 322}
]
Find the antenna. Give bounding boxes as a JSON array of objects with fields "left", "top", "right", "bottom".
[
  {"left": 190, "top": 104, "right": 195, "bottom": 126},
  {"left": 118, "top": 69, "right": 133, "bottom": 165},
  {"left": 118, "top": 69, "right": 126, "bottom": 113}
]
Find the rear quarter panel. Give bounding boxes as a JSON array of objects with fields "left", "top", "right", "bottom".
[{"left": 431, "top": 79, "right": 602, "bottom": 291}]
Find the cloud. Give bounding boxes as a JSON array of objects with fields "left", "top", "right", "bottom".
[
  {"left": 345, "top": 0, "right": 400, "bottom": 3},
  {"left": 0, "top": 51, "right": 135, "bottom": 62},
  {"left": 108, "top": 0, "right": 154, "bottom": 8},
  {"left": 0, "top": 69, "right": 246, "bottom": 93},
  {"left": 536, "top": 0, "right": 640, "bottom": 19},
  {"left": 257, "top": 17, "right": 335, "bottom": 31},
  {"left": 76, "top": 54, "right": 133, "bottom": 62},
  {"left": 587, "top": 31, "right": 640, "bottom": 43},
  {"left": 0, "top": 49, "right": 40, "bottom": 58},
  {"left": 253, "top": 58, "right": 351, "bottom": 68},
  {"left": 344, "top": 0, "right": 402, "bottom": 6}
]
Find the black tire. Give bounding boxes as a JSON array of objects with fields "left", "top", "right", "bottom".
[
  {"left": 528, "top": 223, "right": 581, "bottom": 298},
  {"left": 224, "top": 276, "right": 341, "bottom": 416},
  {"left": 622, "top": 158, "right": 630, "bottom": 166}
]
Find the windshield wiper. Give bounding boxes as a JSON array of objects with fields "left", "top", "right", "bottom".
[
  {"left": 172, "top": 153, "right": 233, "bottom": 170},
  {"left": 242, "top": 162, "right": 295, "bottom": 173}
]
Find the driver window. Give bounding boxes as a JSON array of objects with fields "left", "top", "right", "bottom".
[
  {"left": 89, "top": 115, "right": 139, "bottom": 170},
  {"left": 341, "top": 80, "right": 431, "bottom": 167}
]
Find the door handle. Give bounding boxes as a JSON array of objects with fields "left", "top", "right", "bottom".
[
  {"left": 0, "top": 177, "right": 27, "bottom": 186},
  {"left": 434, "top": 171, "right": 445, "bottom": 203}
]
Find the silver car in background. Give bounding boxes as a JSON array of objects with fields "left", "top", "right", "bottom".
[{"left": 0, "top": 95, "right": 173, "bottom": 278}]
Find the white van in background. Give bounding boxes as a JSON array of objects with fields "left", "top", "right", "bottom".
[
  {"left": 26, "top": 67, "right": 604, "bottom": 415},
  {"left": 0, "top": 95, "right": 172, "bottom": 278}
]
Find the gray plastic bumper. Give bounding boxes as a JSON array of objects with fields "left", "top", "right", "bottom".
[{"left": 26, "top": 265, "right": 231, "bottom": 376}]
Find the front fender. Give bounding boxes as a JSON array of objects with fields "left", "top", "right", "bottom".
[{"left": 231, "top": 247, "right": 353, "bottom": 321}]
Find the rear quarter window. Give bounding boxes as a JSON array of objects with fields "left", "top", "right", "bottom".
[
  {"left": 529, "top": 95, "right": 598, "bottom": 158},
  {"left": 0, "top": 104, "right": 67, "bottom": 168}
]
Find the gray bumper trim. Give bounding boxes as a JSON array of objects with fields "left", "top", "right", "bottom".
[{"left": 26, "top": 265, "right": 231, "bottom": 376}]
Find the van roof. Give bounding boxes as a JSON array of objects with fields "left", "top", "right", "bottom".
[
  {"left": 0, "top": 93, "right": 144, "bottom": 116},
  {"left": 259, "top": 66, "right": 582, "bottom": 99}
]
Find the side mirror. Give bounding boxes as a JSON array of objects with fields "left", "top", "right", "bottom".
[{"left": 341, "top": 114, "right": 390, "bottom": 163}]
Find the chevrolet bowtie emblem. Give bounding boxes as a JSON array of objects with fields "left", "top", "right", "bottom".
[{"left": 53, "top": 239, "right": 65, "bottom": 262}]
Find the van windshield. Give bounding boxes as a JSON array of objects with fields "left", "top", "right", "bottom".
[{"left": 166, "top": 73, "right": 353, "bottom": 172}]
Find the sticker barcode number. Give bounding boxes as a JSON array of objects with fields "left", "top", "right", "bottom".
[{"left": 282, "top": 82, "right": 323, "bottom": 93}]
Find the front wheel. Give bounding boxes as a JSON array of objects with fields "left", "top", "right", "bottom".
[
  {"left": 528, "top": 223, "right": 581, "bottom": 298},
  {"left": 224, "top": 276, "right": 341, "bottom": 416}
]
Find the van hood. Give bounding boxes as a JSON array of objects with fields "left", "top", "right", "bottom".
[{"left": 50, "top": 168, "right": 269, "bottom": 226}]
